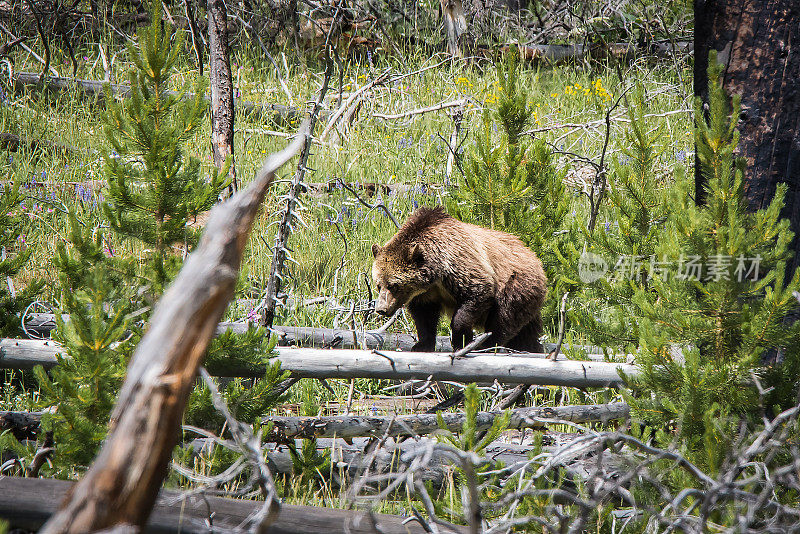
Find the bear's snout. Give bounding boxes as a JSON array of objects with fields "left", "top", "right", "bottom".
[{"left": 375, "top": 290, "right": 401, "bottom": 316}]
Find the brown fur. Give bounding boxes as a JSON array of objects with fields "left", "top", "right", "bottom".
[{"left": 371, "top": 206, "right": 547, "bottom": 352}]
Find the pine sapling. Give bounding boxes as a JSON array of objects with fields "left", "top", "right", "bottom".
[
  {"left": 102, "top": 6, "right": 228, "bottom": 293},
  {"left": 625, "top": 55, "right": 800, "bottom": 458}
]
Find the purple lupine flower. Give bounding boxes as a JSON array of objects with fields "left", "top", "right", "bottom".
[{"left": 676, "top": 150, "right": 686, "bottom": 163}]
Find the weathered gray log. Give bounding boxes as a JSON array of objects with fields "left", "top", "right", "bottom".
[
  {"left": 11, "top": 72, "right": 324, "bottom": 125},
  {"left": 38, "top": 129, "right": 307, "bottom": 533},
  {"left": 272, "top": 348, "right": 636, "bottom": 387},
  {"left": 0, "top": 338, "right": 636, "bottom": 386},
  {"left": 0, "top": 132, "right": 88, "bottom": 155},
  {"left": 0, "top": 338, "right": 63, "bottom": 371},
  {"left": 223, "top": 435, "right": 601, "bottom": 496},
  {"left": 263, "top": 402, "right": 629, "bottom": 439},
  {"left": 0, "top": 476, "right": 460, "bottom": 534},
  {"left": 19, "top": 313, "right": 617, "bottom": 357}
]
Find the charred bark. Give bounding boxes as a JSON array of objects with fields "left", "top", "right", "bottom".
[
  {"left": 695, "top": 1, "right": 800, "bottom": 274},
  {"left": 208, "top": 0, "right": 237, "bottom": 191}
]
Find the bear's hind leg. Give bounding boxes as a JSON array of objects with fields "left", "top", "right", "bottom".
[
  {"left": 408, "top": 298, "right": 441, "bottom": 352},
  {"left": 451, "top": 300, "right": 491, "bottom": 350},
  {"left": 505, "top": 316, "right": 544, "bottom": 353}
]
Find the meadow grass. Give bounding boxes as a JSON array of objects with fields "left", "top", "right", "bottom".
[{"left": 1, "top": 29, "right": 692, "bottom": 508}]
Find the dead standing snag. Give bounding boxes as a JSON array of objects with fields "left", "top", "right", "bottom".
[{"left": 39, "top": 128, "right": 308, "bottom": 534}]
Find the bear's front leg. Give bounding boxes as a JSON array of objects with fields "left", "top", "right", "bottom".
[
  {"left": 408, "top": 298, "right": 441, "bottom": 352},
  {"left": 450, "top": 300, "right": 486, "bottom": 350}
]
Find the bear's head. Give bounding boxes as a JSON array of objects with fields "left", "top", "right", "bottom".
[{"left": 371, "top": 241, "right": 432, "bottom": 316}]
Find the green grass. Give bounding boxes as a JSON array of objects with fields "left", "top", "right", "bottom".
[{"left": 0, "top": 21, "right": 691, "bottom": 512}]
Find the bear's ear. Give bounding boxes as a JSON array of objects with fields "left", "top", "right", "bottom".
[
  {"left": 371, "top": 244, "right": 382, "bottom": 258},
  {"left": 408, "top": 243, "right": 425, "bottom": 264}
]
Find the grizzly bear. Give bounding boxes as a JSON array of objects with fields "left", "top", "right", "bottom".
[{"left": 371, "top": 206, "right": 547, "bottom": 353}]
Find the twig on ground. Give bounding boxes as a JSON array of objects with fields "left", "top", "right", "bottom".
[{"left": 547, "top": 292, "right": 569, "bottom": 361}]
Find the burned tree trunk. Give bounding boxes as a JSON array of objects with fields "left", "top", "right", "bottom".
[
  {"left": 208, "top": 0, "right": 237, "bottom": 191},
  {"left": 695, "top": 1, "right": 800, "bottom": 271},
  {"left": 440, "top": 0, "right": 468, "bottom": 57}
]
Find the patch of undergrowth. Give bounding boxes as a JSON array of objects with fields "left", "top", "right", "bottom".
[{"left": 624, "top": 57, "right": 800, "bottom": 467}]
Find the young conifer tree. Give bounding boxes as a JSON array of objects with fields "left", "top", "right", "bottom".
[
  {"left": 102, "top": 5, "right": 228, "bottom": 293},
  {"left": 624, "top": 56, "right": 800, "bottom": 459},
  {"left": 448, "top": 49, "right": 567, "bottom": 276},
  {"left": 0, "top": 181, "right": 43, "bottom": 335},
  {"left": 559, "top": 87, "right": 675, "bottom": 348},
  {"left": 31, "top": 7, "right": 278, "bottom": 471},
  {"left": 34, "top": 215, "right": 136, "bottom": 467}
]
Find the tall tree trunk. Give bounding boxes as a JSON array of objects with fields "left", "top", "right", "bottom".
[
  {"left": 440, "top": 0, "right": 468, "bottom": 57},
  {"left": 208, "top": 0, "right": 237, "bottom": 191},
  {"left": 695, "top": 1, "right": 800, "bottom": 271}
]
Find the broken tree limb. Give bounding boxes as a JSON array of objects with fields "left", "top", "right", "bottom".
[
  {"left": 0, "top": 23, "right": 59, "bottom": 77},
  {"left": 37, "top": 129, "right": 308, "bottom": 533},
  {"left": 1, "top": 476, "right": 457, "bottom": 534},
  {"left": 1, "top": 410, "right": 42, "bottom": 441},
  {"left": 263, "top": 402, "right": 629, "bottom": 440},
  {"left": 261, "top": 63, "right": 331, "bottom": 328},
  {"left": 320, "top": 68, "right": 391, "bottom": 143}
]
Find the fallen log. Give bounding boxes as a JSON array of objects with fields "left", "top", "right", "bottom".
[
  {"left": 11, "top": 72, "right": 328, "bottom": 126},
  {"left": 20, "top": 313, "right": 618, "bottom": 358},
  {"left": 274, "top": 348, "right": 636, "bottom": 387},
  {"left": 0, "top": 476, "right": 460, "bottom": 534},
  {"left": 263, "top": 402, "right": 629, "bottom": 439},
  {"left": 0, "top": 338, "right": 636, "bottom": 386},
  {"left": 0, "top": 338, "right": 63, "bottom": 371},
  {"left": 0, "top": 132, "right": 89, "bottom": 155},
  {"left": 0, "top": 410, "right": 42, "bottom": 441}
]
